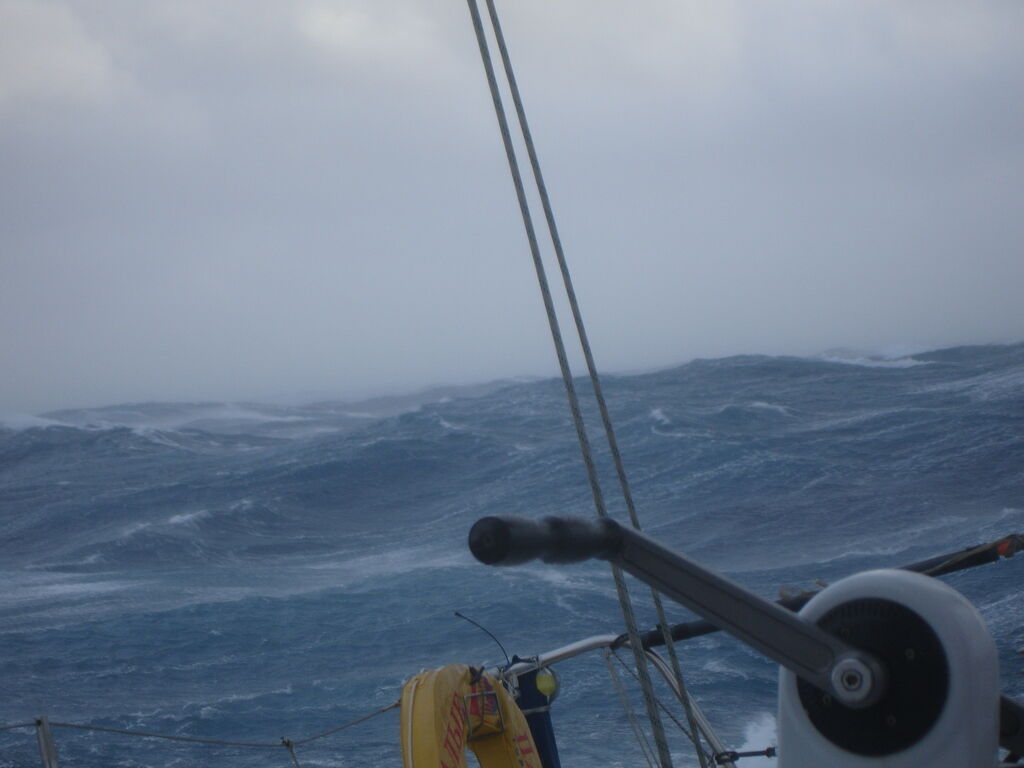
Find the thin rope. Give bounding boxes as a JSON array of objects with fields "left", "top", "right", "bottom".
[
  {"left": 470, "top": 2, "right": 678, "bottom": 766},
  {"left": 604, "top": 649, "right": 658, "bottom": 768}
]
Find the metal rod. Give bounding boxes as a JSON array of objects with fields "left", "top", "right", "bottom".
[
  {"left": 637, "top": 532, "right": 1024, "bottom": 650},
  {"left": 469, "top": 515, "right": 887, "bottom": 708}
]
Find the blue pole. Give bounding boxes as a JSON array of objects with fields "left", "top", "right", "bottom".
[{"left": 516, "top": 670, "right": 561, "bottom": 768}]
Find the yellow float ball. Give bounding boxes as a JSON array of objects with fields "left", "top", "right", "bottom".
[{"left": 535, "top": 668, "right": 559, "bottom": 700}]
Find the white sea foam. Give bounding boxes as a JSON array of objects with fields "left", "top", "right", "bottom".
[
  {"left": 650, "top": 408, "right": 672, "bottom": 425},
  {"left": 204, "top": 404, "right": 311, "bottom": 424},
  {"left": 995, "top": 507, "right": 1024, "bottom": 522},
  {"left": 701, "top": 658, "right": 751, "bottom": 680},
  {"left": 35, "top": 402, "right": 320, "bottom": 438},
  {"left": 801, "top": 407, "right": 905, "bottom": 432},
  {"left": 917, "top": 367, "right": 1024, "bottom": 401},
  {"left": 0, "top": 412, "right": 68, "bottom": 429},
  {"left": 8, "top": 579, "right": 134, "bottom": 601},
  {"left": 650, "top": 408, "right": 696, "bottom": 438},
  {"left": 302, "top": 545, "right": 468, "bottom": 585},
  {"left": 782, "top": 513, "right": 971, "bottom": 569},
  {"left": 131, "top": 426, "right": 194, "bottom": 449},
  {"left": 816, "top": 344, "right": 935, "bottom": 368},
  {"left": 497, "top": 563, "right": 616, "bottom": 602},
  {"left": 737, "top": 712, "right": 778, "bottom": 766},
  {"left": 120, "top": 521, "right": 154, "bottom": 538},
  {"left": 748, "top": 401, "right": 794, "bottom": 416},
  {"left": 167, "top": 509, "right": 211, "bottom": 526},
  {"left": 820, "top": 354, "right": 928, "bottom": 369},
  {"left": 213, "top": 684, "right": 294, "bottom": 705}
]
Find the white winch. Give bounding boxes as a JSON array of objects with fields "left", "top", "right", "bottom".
[
  {"left": 470, "top": 515, "right": 1016, "bottom": 767},
  {"left": 778, "top": 568, "right": 999, "bottom": 766}
]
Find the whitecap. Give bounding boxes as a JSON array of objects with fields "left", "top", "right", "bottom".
[
  {"left": 650, "top": 408, "right": 672, "bottom": 425},
  {"left": 213, "top": 683, "right": 294, "bottom": 705},
  {"left": 203, "top": 404, "right": 312, "bottom": 424},
  {"left": 120, "top": 521, "right": 153, "bottom": 538},
  {"left": 167, "top": 509, "right": 211, "bottom": 526},
  {"left": 748, "top": 401, "right": 794, "bottom": 416},
  {"left": 0, "top": 575, "right": 138, "bottom": 605},
  {"left": 917, "top": 367, "right": 1024, "bottom": 401},
  {"left": 302, "top": 546, "right": 469, "bottom": 583},
  {"left": 650, "top": 427, "right": 689, "bottom": 438},
  {"left": 702, "top": 658, "right": 751, "bottom": 680},
  {"left": 818, "top": 354, "right": 929, "bottom": 369},
  {"left": 0, "top": 413, "right": 67, "bottom": 429},
  {"left": 815, "top": 345, "right": 935, "bottom": 368},
  {"left": 736, "top": 712, "right": 777, "bottom": 766}
]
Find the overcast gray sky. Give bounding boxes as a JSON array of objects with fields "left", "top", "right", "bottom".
[{"left": 2, "top": 0, "right": 1022, "bottom": 414}]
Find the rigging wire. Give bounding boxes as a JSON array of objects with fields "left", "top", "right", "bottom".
[
  {"left": 466, "top": 1, "right": 709, "bottom": 765},
  {"left": 463, "top": 1, "right": 676, "bottom": 764},
  {"left": 604, "top": 649, "right": 659, "bottom": 768},
  {"left": 475, "top": 2, "right": 709, "bottom": 761},
  {"left": 610, "top": 650, "right": 725, "bottom": 767}
]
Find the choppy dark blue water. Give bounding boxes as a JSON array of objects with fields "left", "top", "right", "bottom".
[{"left": 1, "top": 344, "right": 1022, "bottom": 767}]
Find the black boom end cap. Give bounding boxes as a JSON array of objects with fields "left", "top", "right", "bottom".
[
  {"left": 468, "top": 516, "right": 514, "bottom": 565},
  {"left": 468, "top": 515, "right": 622, "bottom": 566}
]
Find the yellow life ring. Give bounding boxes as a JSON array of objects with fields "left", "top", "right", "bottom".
[{"left": 400, "top": 663, "right": 543, "bottom": 768}]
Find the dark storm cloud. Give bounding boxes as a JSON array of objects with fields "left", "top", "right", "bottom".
[{"left": 2, "top": 0, "right": 1023, "bottom": 413}]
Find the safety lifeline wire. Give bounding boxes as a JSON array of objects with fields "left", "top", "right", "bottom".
[{"left": 3, "top": 702, "right": 399, "bottom": 766}]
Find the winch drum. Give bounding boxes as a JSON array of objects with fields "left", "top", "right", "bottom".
[{"left": 777, "top": 569, "right": 999, "bottom": 767}]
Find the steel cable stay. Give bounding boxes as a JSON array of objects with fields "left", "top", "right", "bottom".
[
  {"left": 603, "top": 649, "right": 660, "bottom": 768},
  {"left": 464, "top": 1, "right": 675, "bottom": 766},
  {"left": 466, "top": 0, "right": 711, "bottom": 765},
  {"left": 607, "top": 649, "right": 723, "bottom": 767},
  {"left": 477, "top": 4, "right": 710, "bottom": 763}
]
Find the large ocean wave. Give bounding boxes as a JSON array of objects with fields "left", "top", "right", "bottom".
[{"left": 0, "top": 343, "right": 1022, "bottom": 766}]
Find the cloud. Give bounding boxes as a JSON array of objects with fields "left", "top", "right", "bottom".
[
  {"left": 1, "top": 0, "right": 1022, "bottom": 413},
  {"left": 0, "top": 0, "right": 124, "bottom": 112},
  {"left": 296, "top": 2, "right": 440, "bottom": 65}
]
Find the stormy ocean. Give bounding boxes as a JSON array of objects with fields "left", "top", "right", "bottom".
[{"left": 1, "top": 343, "right": 1022, "bottom": 767}]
